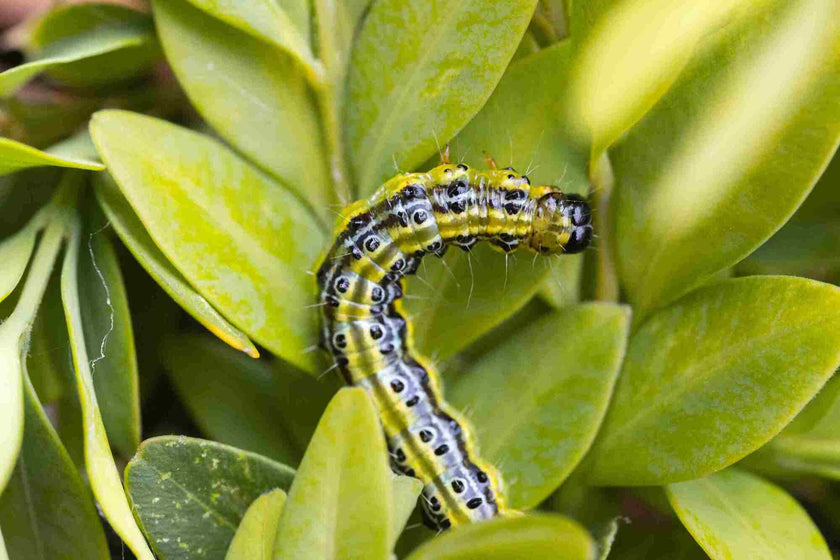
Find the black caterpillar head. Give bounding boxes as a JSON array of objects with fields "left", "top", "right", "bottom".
[{"left": 529, "top": 192, "right": 592, "bottom": 254}]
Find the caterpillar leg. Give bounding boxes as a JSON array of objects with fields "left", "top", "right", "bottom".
[{"left": 483, "top": 151, "right": 497, "bottom": 170}]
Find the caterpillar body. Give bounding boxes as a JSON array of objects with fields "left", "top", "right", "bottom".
[{"left": 315, "top": 155, "right": 592, "bottom": 531}]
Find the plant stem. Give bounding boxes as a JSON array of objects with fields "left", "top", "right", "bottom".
[
  {"left": 590, "top": 151, "right": 619, "bottom": 302},
  {"left": 316, "top": 80, "right": 352, "bottom": 205}
]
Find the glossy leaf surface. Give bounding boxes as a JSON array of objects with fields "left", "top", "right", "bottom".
[
  {"left": 404, "top": 41, "right": 589, "bottom": 360},
  {"left": 90, "top": 110, "right": 325, "bottom": 372},
  {"left": 61, "top": 215, "right": 155, "bottom": 560},
  {"left": 0, "top": 217, "right": 66, "bottom": 493},
  {"left": 272, "top": 388, "right": 395, "bottom": 560},
  {"left": 405, "top": 515, "right": 593, "bottom": 560},
  {"left": 743, "top": 375, "right": 840, "bottom": 480},
  {"left": 153, "top": 0, "right": 332, "bottom": 216},
  {"left": 0, "top": 138, "right": 104, "bottom": 176},
  {"left": 449, "top": 303, "right": 630, "bottom": 507},
  {"left": 586, "top": 276, "right": 840, "bottom": 485},
  {"left": 182, "top": 0, "right": 314, "bottom": 72},
  {"left": 667, "top": 468, "right": 831, "bottom": 559},
  {"left": 0, "top": 377, "right": 109, "bottom": 560},
  {"left": 612, "top": 0, "right": 840, "bottom": 316},
  {"left": 346, "top": 0, "right": 539, "bottom": 194},
  {"left": 225, "top": 490, "right": 287, "bottom": 560},
  {"left": 93, "top": 173, "right": 258, "bottom": 358},
  {"left": 126, "top": 436, "right": 295, "bottom": 560}
]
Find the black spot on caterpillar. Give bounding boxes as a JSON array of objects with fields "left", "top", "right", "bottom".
[{"left": 315, "top": 154, "right": 591, "bottom": 531}]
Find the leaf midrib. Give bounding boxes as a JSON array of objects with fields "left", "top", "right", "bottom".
[
  {"left": 139, "top": 458, "right": 238, "bottom": 531},
  {"left": 597, "top": 315, "right": 834, "bottom": 455},
  {"left": 693, "top": 477, "right": 788, "bottom": 559},
  {"left": 358, "top": 4, "right": 460, "bottom": 189}
]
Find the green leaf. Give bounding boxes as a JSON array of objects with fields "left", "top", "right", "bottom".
[
  {"left": 25, "top": 267, "right": 68, "bottom": 406},
  {"left": 345, "top": 0, "right": 540, "bottom": 194},
  {"left": 404, "top": 514, "right": 594, "bottom": 560},
  {"left": 667, "top": 468, "right": 831, "bottom": 559},
  {"left": 612, "top": 0, "right": 840, "bottom": 316},
  {"left": 538, "top": 253, "right": 583, "bottom": 309},
  {"left": 567, "top": 0, "right": 751, "bottom": 158},
  {"left": 0, "top": 215, "right": 66, "bottom": 493},
  {"left": 0, "top": 168, "right": 60, "bottom": 239},
  {"left": 0, "top": 376, "right": 109, "bottom": 560},
  {"left": 742, "top": 375, "right": 840, "bottom": 480},
  {"left": 74, "top": 209, "right": 140, "bottom": 458},
  {"left": 0, "top": 219, "right": 40, "bottom": 304},
  {"left": 272, "top": 388, "right": 395, "bottom": 560},
  {"left": 225, "top": 490, "right": 287, "bottom": 560},
  {"left": 126, "top": 436, "right": 295, "bottom": 560},
  {"left": 60, "top": 211, "right": 155, "bottom": 560},
  {"left": 152, "top": 0, "right": 333, "bottom": 216},
  {"left": 448, "top": 303, "right": 630, "bottom": 508},
  {"left": 90, "top": 110, "right": 326, "bottom": 372},
  {"left": 404, "top": 41, "right": 589, "bottom": 360},
  {"left": 93, "top": 173, "right": 258, "bottom": 358},
  {"left": 26, "top": 267, "right": 85, "bottom": 468},
  {"left": 550, "top": 476, "right": 623, "bottom": 560},
  {"left": 737, "top": 153, "right": 840, "bottom": 282},
  {"left": 585, "top": 276, "right": 840, "bottom": 486},
  {"left": 161, "top": 334, "right": 338, "bottom": 466},
  {"left": 0, "top": 4, "right": 158, "bottom": 94},
  {"left": 391, "top": 477, "right": 423, "bottom": 547},
  {"left": 0, "top": 138, "right": 105, "bottom": 176},
  {"left": 181, "top": 0, "right": 315, "bottom": 74},
  {"left": 603, "top": 519, "right": 707, "bottom": 560}
]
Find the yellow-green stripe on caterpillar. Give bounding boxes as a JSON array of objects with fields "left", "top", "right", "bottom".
[{"left": 315, "top": 152, "right": 592, "bottom": 531}]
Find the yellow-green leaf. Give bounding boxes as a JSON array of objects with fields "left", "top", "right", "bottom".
[
  {"left": 586, "top": 276, "right": 840, "bottom": 486},
  {"left": 449, "top": 303, "right": 630, "bottom": 508},
  {"left": 0, "top": 138, "right": 104, "bottom": 176},
  {"left": 0, "top": 220, "right": 40, "bottom": 304},
  {"left": 226, "top": 490, "right": 288, "bottom": 560},
  {"left": 404, "top": 40, "right": 589, "bottom": 359},
  {"left": 612, "top": 0, "right": 840, "bottom": 317},
  {"left": 0, "top": 4, "right": 157, "bottom": 94},
  {"left": 90, "top": 110, "right": 326, "bottom": 372},
  {"left": 126, "top": 436, "right": 295, "bottom": 560},
  {"left": 667, "top": 468, "right": 831, "bottom": 560},
  {"left": 153, "top": 0, "right": 333, "bottom": 217},
  {"left": 391, "top": 476, "right": 423, "bottom": 548},
  {"left": 182, "top": 0, "right": 315, "bottom": 74},
  {"left": 76, "top": 210, "right": 140, "bottom": 458},
  {"left": 161, "top": 334, "right": 338, "bottom": 466},
  {"left": 743, "top": 375, "right": 840, "bottom": 480},
  {"left": 0, "top": 376, "right": 109, "bottom": 560},
  {"left": 93, "top": 173, "right": 258, "bottom": 358},
  {"left": 405, "top": 514, "right": 594, "bottom": 560},
  {"left": 568, "top": 0, "right": 755, "bottom": 158},
  {"left": 0, "top": 216, "right": 65, "bottom": 493},
  {"left": 346, "top": 0, "right": 540, "bottom": 194},
  {"left": 272, "top": 388, "right": 394, "bottom": 560},
  {"left": 60, "top": 213, "right": 154, "bottom": 560}
]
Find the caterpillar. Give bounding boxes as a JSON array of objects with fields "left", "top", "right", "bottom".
[{"left": 315, "top": 151, "right": 592, "bottom": 531}]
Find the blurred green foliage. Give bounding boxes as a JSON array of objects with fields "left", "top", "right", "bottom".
[{"left": 0, "top": 0, "right": 839, "bottom": 558}]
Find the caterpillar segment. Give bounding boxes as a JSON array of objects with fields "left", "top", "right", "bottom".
[{"left": 315, "top": 159, "right": 592, "bottom": 531}]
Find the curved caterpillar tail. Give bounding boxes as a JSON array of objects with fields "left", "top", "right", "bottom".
[{"left": 315, "top": 160, "right": 591, "bottom": 531}]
